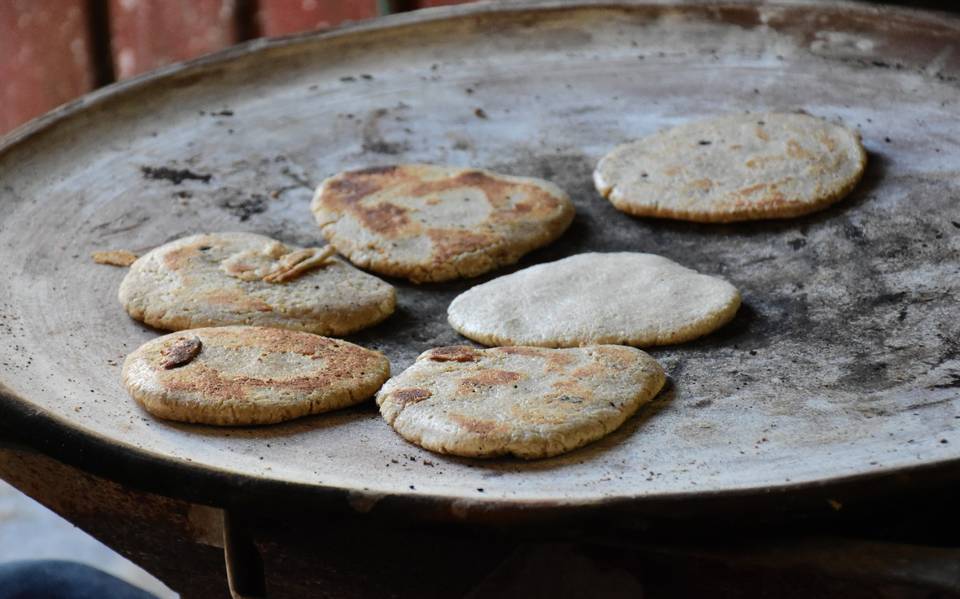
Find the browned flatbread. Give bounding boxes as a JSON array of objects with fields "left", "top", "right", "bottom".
[
  {"left": 311, "top": 164, "right": 575, "bottom": 283},
  {"left": 594, "top": 112, "right": 866, "bottom": 222},
  {"left": 122, "top": 326, "right": 391, "bottom": 425},
  {"left": 118, "top": 232, "right": 395, "bottom": 335},
  {"left": 377, "top": 345, "right": 666, "bottom": 459}
]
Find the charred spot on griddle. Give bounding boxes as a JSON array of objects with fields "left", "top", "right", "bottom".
[
  {"left": 141, "top": 166, "right": 212, "bottom": 185},
  {"left": 842, "top": 221, "right": 867, "bottom": 243},
  {"left": 362, "top": 140, "right": 409, "bottom": 155},
  {"left": 217, "top": 194, "right": 267, "bottom": 221},
  {"left": 930, "top": 373, "right": 960, "bottom": 390},
  {"left": 787, "top": 238, "right": 807, "bottom": 250}
]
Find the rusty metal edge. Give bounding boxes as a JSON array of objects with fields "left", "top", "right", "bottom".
[{"left": 2, "top": 0, "right": 960, "bottom": 524}]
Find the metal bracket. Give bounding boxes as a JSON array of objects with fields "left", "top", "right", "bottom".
[{"left": 223, "top": 510, "right": 267, "bottom": 599}]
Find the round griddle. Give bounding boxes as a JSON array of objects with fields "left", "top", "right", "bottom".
[{"left": 1, "top": 0, "right": 958, "bottom": 523}]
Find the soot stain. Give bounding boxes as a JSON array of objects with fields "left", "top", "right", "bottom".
[
  {"left": 842, "top": 220, "right": 867, "bottom": 244},
  {"left": 141, "top": 166, "right": 212, "bottom": 185},
  {"left": 361, "top": 107, "right": 411, "bottom": 156},
  {"left": 682, "top": 302, "right": 764, "bottom": 351},
  {"left": 836, "top": 355, "right": 897, "bottom": 393},
  {"left": 217, "top": 193, "right": 267, "bottom": 221},
  {"left": 787, "top": 237, "right": 807, "bottom": 250},
  {"left": 929, "top": 373, "right": 960, "bottom": 390}
]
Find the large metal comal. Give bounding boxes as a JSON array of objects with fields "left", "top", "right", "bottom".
[{"left": 0, "top": 7, "right": 958, "bottom": 592}]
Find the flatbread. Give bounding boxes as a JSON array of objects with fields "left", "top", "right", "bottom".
[
  {"left": 119, "top": 232, "right": 395, "bottom": 335},
  {"left": 594, "top": 112, "right": 866, "bottom": 222},
  {"left": 122, "top": 326, "right": 390, "bottom": 425},
  {"left": 377, "top": 345, "right": 665, "bottom": 459},
  {"left": 448, "top": 252, "right": 740, "bottom": 347},
  {"left": 311, "top": 164, "right": 575, "bottom": 283}
]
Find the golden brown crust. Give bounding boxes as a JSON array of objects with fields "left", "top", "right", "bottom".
[
  {"left": 203, "top": 289, "right": 275, "bottom": 313},
  {"left": 458, "top": 369, "right": 522, "bottom": 390},
  {"left": 162, "top": 241, "right": 204, "bottom": 271},
  {"left": 423, "top": 346, "right": 481, "bottom": 362},
  {"left": 390, "top": 388, "right": 432, "bottom": 409},
  {"left": 448, "top": 413, "right": 510, "bottom": 436}
]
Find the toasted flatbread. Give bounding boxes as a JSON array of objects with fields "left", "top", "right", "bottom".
[
  {"left": 594, "top": 112, "right": 866, "bottom": 222},
  {"left": 311, "top": 164, "right": 575, "bottom": 283},
  {"left": 119, "top": 232, "right": 395, "bottom": 335},
  {"left": 377, "top": 345, "right": 665, "bottom": 459},
  {"left": 122, "top": 326, "right": 390, "bottom": 425}
]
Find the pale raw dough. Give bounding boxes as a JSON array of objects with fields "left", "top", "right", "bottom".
[{"left": 448, "top": 252, "right": 741, "bottom": 347}]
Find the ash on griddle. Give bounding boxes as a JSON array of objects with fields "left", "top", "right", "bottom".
[
  {"left": 141, "top": 166, "right": 212, "bottom": 185},
  {"left": 217, "top": 193, "right": 267, "bottom": 221}
]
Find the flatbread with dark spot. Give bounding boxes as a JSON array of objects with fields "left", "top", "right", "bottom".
[
  {"left": 377, "top": 345, "right": 665, "bottom": 459},
  {"left": 123, "top": 326, "right": 390, "bottom": 425}
]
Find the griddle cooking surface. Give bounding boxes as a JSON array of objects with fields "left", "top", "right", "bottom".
[{"left": 0, "top": 1, "right": 958, "bottom": 517}]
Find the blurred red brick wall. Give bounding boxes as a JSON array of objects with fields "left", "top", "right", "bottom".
[
  {"left": 0, "top": 1, "right": 96, "bottom": 135},
  {"left": 108, "top": 0, "right": 239, "bottom": 79},
  {"left": 0, "top": 0, "right": 483, "bottom": 137},
  {"left": 257, "top": 0, "right": 378, "bottom": 37},
  {"left": 415, "top": 1, "right": 478, "bottom": 6}
]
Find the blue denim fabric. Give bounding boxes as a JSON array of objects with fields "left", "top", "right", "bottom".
[{"left": 0, "top": 560, "right": 157, "bottom": 599}]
